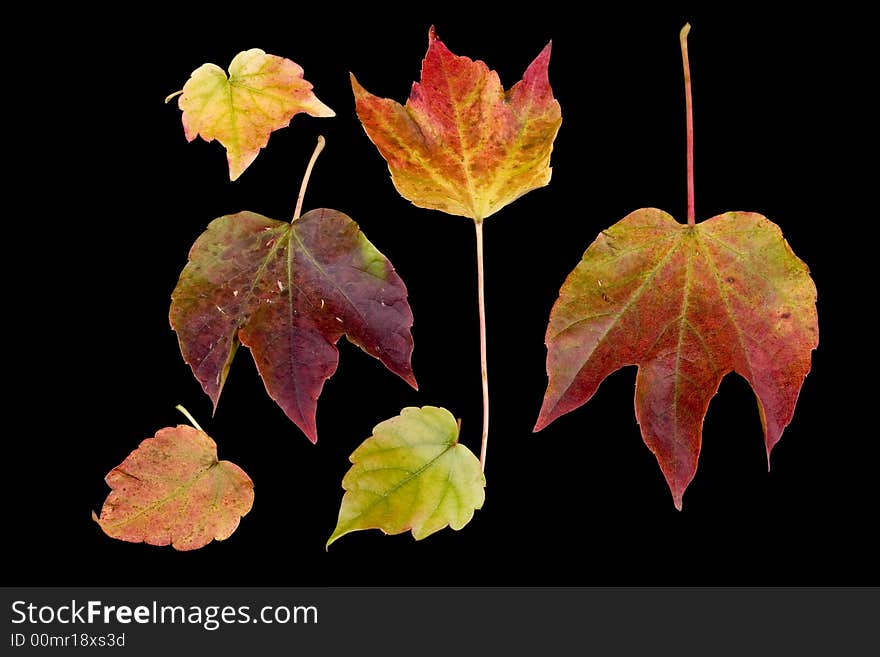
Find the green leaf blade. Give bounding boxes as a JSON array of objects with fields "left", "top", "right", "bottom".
[{"left": 328, "top": 406, "right": 485, "bottom": 546}]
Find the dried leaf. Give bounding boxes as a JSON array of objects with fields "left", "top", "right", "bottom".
[{"left": 93, "top": 424, "right": 253, "bottom": 551}]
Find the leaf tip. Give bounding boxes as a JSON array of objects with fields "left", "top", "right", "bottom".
[
  {"left": 672, "top": 492, "right": 684, "bottom": 511},
  {"left": 350, "top": 72, "right": 367, "bottom": 97},
  {"left": 326, "top": 527, "right": 346, "bottom": 549},
  {"left": 404, "top": 372, "right": 419, "bottom": 391},
  {"left": 680, "top": 23, "right": 692, "bottom": 40},
  {"left": 524, "top": 41, "right": 554, "bottom": 83},
  {"left": 533, "top": 402, "right": 555, "bottom": 433},
  {"left": 91, "top": 510, "right": 100, "bottom": 524},
  {"left": 228, "top": 164, "right": 244, "bottom": 182},
  {"left": 297, "top": 410, "right": 319, "bottom": 444},
  {"left": 428, "top": 25, "right": 438, "bottom": 43}
]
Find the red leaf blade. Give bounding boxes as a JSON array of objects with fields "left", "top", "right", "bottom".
[
  {"left": 352, "top": 27, "right": 561, "bottom": 221},
  {"left": 93, "top": 425, "right": 253, "bottom": 551},
  {"left": 171, "top": 210, "right": 416, "bottom": 442},
  {"left": 537, "top": 209, "right": 818, "bottom": 508}
]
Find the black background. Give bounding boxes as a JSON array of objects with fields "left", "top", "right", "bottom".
[{"left": 14, "top": 6, "right": 872, "bottom": 585}]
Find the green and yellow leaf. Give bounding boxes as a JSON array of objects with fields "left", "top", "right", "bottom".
[
  {"left": 173, "top": 49, "right": 334, "bottom": 180},
  {"left": 328, "top": 406, "right": 485, "bottom": 546}
]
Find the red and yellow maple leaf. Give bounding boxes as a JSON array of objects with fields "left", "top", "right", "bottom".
[{"left": 352, "top": 27, "right": 561, "bottom": 221}]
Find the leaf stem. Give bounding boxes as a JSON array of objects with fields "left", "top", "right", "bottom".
[
  {"left": 475, "top": 220, "right": 489, "bottom": 472},
  {"left": 680, "top": 23, "right": 695, "bottom": 226},
  {"left": 175, "top": 405, "right": 204, "bottom": 432},
  {"left": 293, "top": 136, "right": 326, "bottom": 222},
  {"left": 164, "top": 90, "right": 184, "bottom": 104}
]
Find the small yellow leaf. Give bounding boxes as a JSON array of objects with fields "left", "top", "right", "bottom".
[{"left": 175, "top": 49, "right": 334, "bottom": 180}]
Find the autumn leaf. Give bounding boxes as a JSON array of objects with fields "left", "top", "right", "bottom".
[
  {"left": 536, "top": 26, "right": 818, "bottom": 509},
  {"left": 351, "top": 27, "right": 561, "bottom": 221},
  {"left": 93, "top": 418, "right": 253, "bottom": 551},
  {"left": 536, "top": 209, "right": 818, "bottom": 507},
  {"left": 170, "top": 206, "right": 417, "bottom": 443},
  {"left": 169, "top": 49, "right": 335, "bottom": 180},
  {"left": 328, "top": 406, "right": 485, "bottom": 546}
]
